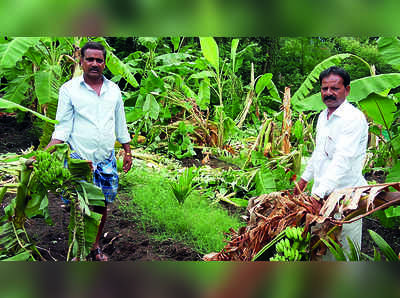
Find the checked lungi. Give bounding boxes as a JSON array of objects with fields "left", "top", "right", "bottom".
[{"left": 68, "top": 150, "right": 119, "bottom": 203}]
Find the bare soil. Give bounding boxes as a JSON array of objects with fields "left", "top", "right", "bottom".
[
  {"left": 1, "top": 113, "right": 400, "bottom": 261},
  {"left": 23, "top": 192, "right": 202, "bottom": 261}
]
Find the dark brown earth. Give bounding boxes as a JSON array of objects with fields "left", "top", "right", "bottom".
[
  {"left": 23, "top": 192, "right": 202, "bottom": 261},
  {"left": 1, "top": 113, "right": 400, "bottom": 261}
]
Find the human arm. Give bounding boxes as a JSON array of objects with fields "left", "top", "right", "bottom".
[{"left": 115, "top": 90, "right": 132, "bottom": 173}]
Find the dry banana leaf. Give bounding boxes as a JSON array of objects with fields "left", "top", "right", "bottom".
[
  {"left": 318, "top": 182, "right": 400, "bottom": 224},
  {"left": 203, "top": 183, "right": 400, "bottom": 261}
]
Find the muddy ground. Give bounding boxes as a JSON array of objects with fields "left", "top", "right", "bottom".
[
  {"left": 1, "top": 113, "right": 400, "bottom": 261},
  {"left": 22, "top": 192, "right": 202, "bottom": 261}
]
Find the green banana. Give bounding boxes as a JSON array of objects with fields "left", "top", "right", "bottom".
[{"left": 285, "top": 227, "right": 292, "bottom": 239}]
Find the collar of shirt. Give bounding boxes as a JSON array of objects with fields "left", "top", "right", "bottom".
[
  {"left": 323, "top": 100, "right": 349, "bottom": 119},
  {"left": 78, "top": 75, "right": 110, "bottom": 96}
]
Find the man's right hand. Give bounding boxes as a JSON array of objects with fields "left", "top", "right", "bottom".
[{"left": 293, "top": 178, "right": 308, "bottom": 195}]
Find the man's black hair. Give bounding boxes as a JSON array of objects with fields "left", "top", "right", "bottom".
[
  {"left": 81, "top": 41, "right": 106, "bottom": 61},
  {"left": 319, "top": 66, "right": 350, "bottom": 87}
]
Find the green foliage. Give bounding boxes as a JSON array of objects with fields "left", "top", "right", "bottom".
[
  {"left": 0, "top": 97, "right": 58, "bottom": 124},
  {"left": 321, "top": 236, "right": 355, "bottom": 261},
  {"left": 0, "top": 37, "right": 40, "bottom": 69},
  {"left": 169, "top": 167, "right": 198, "bottom": 205},
  {"left": 368, "top": 230, "right": 399, "bottom": 261},
  {"left": 377, "top": 37, "right": 400, "bottom": 71},
  {"left": 168, "top": 121, "right": 196, "bottom": 159},
  {"left": 106, "top": 51, "right": 139, "bottom": 88},
  {"left": 359, "top": 93, "right": 396, "bottom": 128},
  {"left": 199, "top": 37, "right": 219, "bottom": 73},
  {"left": 120, "top": 166, "right": 243, "bottom": 253},
  {"left": 320, "top": 229, "right": 399, "bottom": 262},
  {"left": 349, "top": 74, "right": 400, "bottom": 102},
  {"left": 254, "top": 167, "right": 276, "bottom": 195}
]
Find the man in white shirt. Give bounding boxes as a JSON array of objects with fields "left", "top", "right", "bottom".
[
  {"left": 294, "top": 66, "right": 368, "bottom": 257},
  {"left": 46, "top": 41, "right": 132, "bottom": 261}
]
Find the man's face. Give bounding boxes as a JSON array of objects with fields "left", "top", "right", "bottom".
[
  {"left": 320, "top": 74, "right": 349, "bottom": 110},
  {"left": 81, "top": 49, "right": 105, "bottom": 80}
]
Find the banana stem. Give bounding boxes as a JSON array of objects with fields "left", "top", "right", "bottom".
[{"left": 14, "top": 160, "right": 34, "bottom": 227}]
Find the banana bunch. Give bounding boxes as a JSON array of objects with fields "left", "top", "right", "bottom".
[
  {"left": 33, "top": 151, "right": 71, "bottom": 191},
  {"left": 285, "top": 226, "right": 311, "bottom": 243},
  {"left": 270, "top": 226, "right": 311, "bottom": 262}
]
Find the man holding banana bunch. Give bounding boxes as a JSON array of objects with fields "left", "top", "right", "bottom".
[
  {"left": 294, "top": 66, "right": 368, "bottom": 259},
  {"left": 46, "top": 41, "right": 132, "bottom": 261}
]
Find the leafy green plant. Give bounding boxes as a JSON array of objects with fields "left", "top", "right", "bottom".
[
  {"left": 368, "top": 229, "right": 399, "bottom": 261},
  {"left": 321, "top": 236, "right": 361, "bottom": 261},
  {"left": 321, "top": 230, "right": 399, "bottom": 262},
  {"left": 0, "top": 144, "right": 104, "bottom": 261},
  {"left": 168, "top": 121, "right": 196, "bottom": 159},
  {"left": 169, "top": 167, "right": 198, "bottom": 205}
]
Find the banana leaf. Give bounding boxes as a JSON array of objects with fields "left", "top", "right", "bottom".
[
  {"left": 1, "top": 250, "right": 33, "bottom": 261},
  {"left": 2, "top": 75, "right": 31, "bottom": 104},
  {"left": 0, "top": 98, "right": 58, "bottom": 124},
  {"left": 199, "top": 37, "right": 219, "bottom": 73},
  {"left": 231, "top": 39, "right": 239, "bottom": 72},
  {"left": 38, "top": 99, "right": 58, "bottom": 149},
  {"left": 359, "top": 93, "right": 397, "bottom": 129},
  {"left": 348, "top": 74, "right": 400, "bottom": 102},
  {"left": 34, "top": 65, "right": 61, "bottom": 105},
  {"left": 255, "top": 73, "right": 280, "bottom": 100},
  {"left": 106, "top": 51, "right": 139, "bottom": 88},
  {"left": 0, "top": 37, "right": 40, "bottom": 69},
  {"left": 377, "top": 37, "right": 400, "bottom": 71}
]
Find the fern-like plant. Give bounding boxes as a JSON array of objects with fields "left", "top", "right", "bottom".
[{"left": 169, "top": 167, "right": 198, "bottom": 205}]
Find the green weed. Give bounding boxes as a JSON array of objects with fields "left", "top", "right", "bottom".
[{"left": 119, "top": 166, "right": 244, "bottom": 254}]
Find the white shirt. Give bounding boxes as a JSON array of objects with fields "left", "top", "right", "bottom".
[
  {"left": 301, "top": 100, "right": 368, "bottom": 198},
  {"left": 52, "top": 75, "right": 131, "bottom": 165}
]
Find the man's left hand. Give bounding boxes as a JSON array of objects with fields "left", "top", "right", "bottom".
[{"left": 123, "top": 152, "right": 132, "bottom": 173}]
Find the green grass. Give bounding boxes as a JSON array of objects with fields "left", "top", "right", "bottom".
[{"left": 119, "top": 166, "right": 244, "bottom": 254}]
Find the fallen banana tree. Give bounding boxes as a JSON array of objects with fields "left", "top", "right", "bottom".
[
  {"left": 203, "top": 183, "right": 400, "bottom": 261},
  {"left": 0, "top": 144, "right": 104, "bottom": 261}
]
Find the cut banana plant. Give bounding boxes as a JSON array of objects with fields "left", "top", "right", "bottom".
[{"left": 0, "top": 144, "right": 104, "bottom": 261}]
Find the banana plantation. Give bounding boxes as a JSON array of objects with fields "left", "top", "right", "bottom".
[{"left": 1, "top": 36, "right": 400, "bottom": 262}]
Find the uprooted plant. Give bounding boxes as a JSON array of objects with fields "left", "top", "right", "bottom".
[
  {"left": 0, "top": 143, "right": 104, "bottom": 261},
  {"left": 203, "top": 183, "right": 400, "bottom": 261}
]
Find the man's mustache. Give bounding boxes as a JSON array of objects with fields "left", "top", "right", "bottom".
[
  {"left": 323, "top": 95, "right": 336, "bottom": 101},
  {"left": 90, "top": 67, "right": 99, "bottom": 71}
]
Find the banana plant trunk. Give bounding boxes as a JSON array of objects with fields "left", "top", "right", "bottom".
[{"left": 14, "top": 159, "right": 34, "bottom": 228}]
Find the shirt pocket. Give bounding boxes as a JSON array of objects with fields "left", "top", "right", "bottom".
[{"left": 324, "top": 135, "right": 336, "bottom": 160}]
